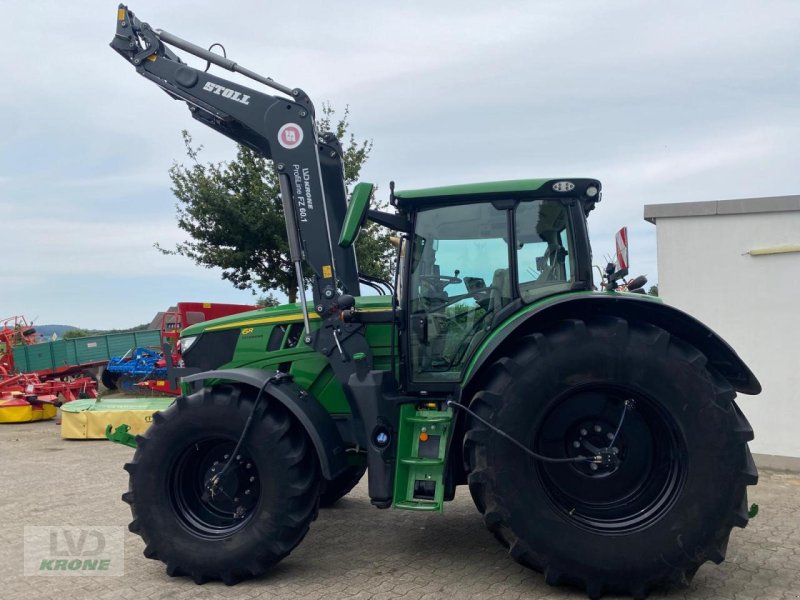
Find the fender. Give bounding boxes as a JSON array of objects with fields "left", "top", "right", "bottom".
[
  {"left": 463, "top": 292, "right": 761, "bottom": 395},
  {"left": 182, "top": 368, "right": 349, "bottom": 480}
]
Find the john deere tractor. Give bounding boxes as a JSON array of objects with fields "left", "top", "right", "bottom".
[{"left": 111, "top": 6, "right": 760, "bottom": 598}]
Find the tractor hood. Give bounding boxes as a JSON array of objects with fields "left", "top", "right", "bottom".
[{"left": 180, "top": 295, "right": 393, "bottom": 338}]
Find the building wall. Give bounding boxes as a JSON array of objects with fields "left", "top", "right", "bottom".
[{"left": 655, "top": 211, "right": 800, "bottom": 458}]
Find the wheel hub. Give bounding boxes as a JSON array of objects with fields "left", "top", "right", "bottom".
[
  {"left": 170, "top": 439, "right": 261, "bottom": 538},
  {"left": 202, "top": 453, "right": 259, "bottom": 516},
  {"left": 534, "top": 387, "right": 686, "bottom": 534},
  {"left": 567, "top": 418, "right": 623, "bottom": 475}
]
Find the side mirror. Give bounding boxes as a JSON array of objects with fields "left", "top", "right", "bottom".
[{"left": 339, "top": 182, "right": 374, "bottom": 248}]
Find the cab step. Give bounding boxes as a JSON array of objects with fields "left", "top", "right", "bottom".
[{"left": 393, "top": 403, "right": 453, "bottom": 512}]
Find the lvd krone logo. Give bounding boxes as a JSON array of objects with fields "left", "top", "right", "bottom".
[
  {"left": 38, "top": 529, "right": 113, "bottom": 572},
  {"left": 50, "top": 529, "right": 106, "bottom": 556}
]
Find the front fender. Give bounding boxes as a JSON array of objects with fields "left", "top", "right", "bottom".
[
  {"left": 182, "top": 368, "right": 348, "bottom": 480},
  {"left": 464, "top": 292, "right": 761, "bottom": 395}
]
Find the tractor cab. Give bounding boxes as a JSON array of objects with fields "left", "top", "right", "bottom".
[{"left": 344, "top": 178, "right": 601, "bottom": 388}]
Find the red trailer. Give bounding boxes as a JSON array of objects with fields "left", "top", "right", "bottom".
[{"left": 106, "top": 302, "right": 257, "bottom": 395}]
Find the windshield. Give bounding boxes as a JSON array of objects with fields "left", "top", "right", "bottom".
[{"left": 408, "top": 199, "right": 574, "bottom": 383}]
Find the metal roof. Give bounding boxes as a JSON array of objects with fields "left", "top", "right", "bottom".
[{"left": 644, "top": 194, "right": 800, "bottom": 224}]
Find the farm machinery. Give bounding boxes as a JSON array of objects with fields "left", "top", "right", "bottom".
[
  {"left": 0, "top": 316, "right": 97, "bottom": 422},
  {"left": 111, "top": 6, "right": 760, "bottom": 598},
  {"left": 103, "top": 302, "right": 256, "bottom": 393}
]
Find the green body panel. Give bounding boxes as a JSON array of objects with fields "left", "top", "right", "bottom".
[
  {"left": 338, "top": 182, "right": 374, "bottom": 248},
  {"left": 11, "top": 330, "right": 162, "bottom": 375},
  {"left": 184, "top": 296, "right": 394, "bottom": 414},
  {"left": 463, "top": 290, "right": 662, "bottom": 382},
  {"left": 394, "top": 178, "right": 550, "bottom": 203}
]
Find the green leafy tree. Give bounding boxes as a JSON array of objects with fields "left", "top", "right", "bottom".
[
  {"left": 158, "top": 105, "right": 394, "bottom": 303},
  {"left": 648, "top": 284, "right": 659, "bottom": 297},
  {"left": 63, "top": 329, "right": 91, "bottom": 340},
  {"left": 256, "top": 293, "right": 280, "bottom": 308}
]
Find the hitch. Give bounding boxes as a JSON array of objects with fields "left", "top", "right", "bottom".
[{"left": 105, "top": 423, "right": 137, "bottom": 448}]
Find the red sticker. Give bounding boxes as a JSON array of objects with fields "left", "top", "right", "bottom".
[{"left": 278, "top": 123, "right": 304, "bottom": 149}]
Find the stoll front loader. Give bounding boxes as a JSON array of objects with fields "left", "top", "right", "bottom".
[{"left": 111, "top": 7, "right": 760, "bottom": 598}]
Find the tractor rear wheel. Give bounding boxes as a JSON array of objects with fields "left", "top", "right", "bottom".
[
  {"left": 464, "top": 316, "right": 757, "bottom": 599},
  {"left": 319, "top": 463, "right": 366, "bottom": 507},
  {"left": 122, "top": 384, "right": 321, "bottom": 584}
]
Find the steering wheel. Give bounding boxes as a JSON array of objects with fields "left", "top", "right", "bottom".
[
  {"left": 425, "top": 285, "right": 496, "bottom": 310},
  {"left": 421, "top": 274, "right": 462, "bottom": 286}
]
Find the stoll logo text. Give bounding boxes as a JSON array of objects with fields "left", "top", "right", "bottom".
[{"left": 24, "top": 526, "right": 125, "bottom": 576}]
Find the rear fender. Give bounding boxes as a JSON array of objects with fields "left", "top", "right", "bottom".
[
  {"left": 183, "top": 368, "right": 348, "bottom": 480},
  {"left": 464, "top": 294, "right": 761, "bottom": 396}
]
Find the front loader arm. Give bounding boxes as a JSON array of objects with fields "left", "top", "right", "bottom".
[
  {"left": 111, "top": 5, "right": 347, "bottom": 306},
  {"left": 112, "top": 5, "right": 403, "bottom": 507}
]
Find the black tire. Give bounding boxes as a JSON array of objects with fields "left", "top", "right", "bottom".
[
  {"left": 122, "top": 384, "right": 321, "bottom": 585},
  {"left": 319, "top": 463, "right": 366, "bottom": 507},
  {"left": 101, "top": 368, "right": 118, "bottom": 390},
  {"left": 464, "top": 316, "right": 757, "bottom": 599},
  {"left": 116, "top": 374, "right": 137, "bottom": 393}
]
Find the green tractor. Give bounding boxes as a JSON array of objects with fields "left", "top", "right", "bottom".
[{"left": 111, "top": 6, "right": 760, "bottom": 598}]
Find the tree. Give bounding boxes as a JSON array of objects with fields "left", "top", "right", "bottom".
[
  {"left": 64, "top": 329, "right": 91, "bottom": 340},
  {"left": 158, "top": 105, "right": 394, "bottom": 303},
  {"left": 648, "top": 284, "right": 659, "bottom": 296},
  {"left": 255, "top": 293, "right": 280, "bottom": 308}
]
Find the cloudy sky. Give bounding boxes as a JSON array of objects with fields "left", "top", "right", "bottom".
[{"left": 2, "top": 1, "right": 798, "bottom": 328}]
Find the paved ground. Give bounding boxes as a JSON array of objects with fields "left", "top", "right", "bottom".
[{"left": 1, "top": 419, "right": 798, "bottom": 600}]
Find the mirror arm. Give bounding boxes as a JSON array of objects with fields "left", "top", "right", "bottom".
[{"left": 367, "top": 209, "right": 411, "bottom": 232}]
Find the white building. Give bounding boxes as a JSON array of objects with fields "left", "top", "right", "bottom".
[{"left": 644, "top": 195, "right": 800, "bottom": 469}]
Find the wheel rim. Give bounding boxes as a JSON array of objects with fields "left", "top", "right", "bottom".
[
  {"left": 534, "top": 386, "right": 686, "bottom": 534},
  {"left": 170, "top": 438, "right": 261, "bottom": 538}
]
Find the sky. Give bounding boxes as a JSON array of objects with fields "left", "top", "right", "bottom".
[{"left": 2, "top": 1, "right": 798, "bottom": 328}]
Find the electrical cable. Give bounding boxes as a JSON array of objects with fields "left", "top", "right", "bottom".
[
  {"left": 203, "top": 43, "right": 227, "bottom": 73},
  {"left": 206, "top": 375, "right": 276, "bottom": 498},
  {"left": 446, "top": 400, "right": 596, "bottom": 464},
  {"left": 606, "top": 398, "right": 631, "bottom": 449}
]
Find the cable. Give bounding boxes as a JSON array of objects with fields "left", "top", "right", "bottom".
[
  {"left": 203, "top": 43, "right": 227, "bottom": 73},
  {"left": 206, "top": 375, "right": 277, "bottom": 498},
  {"left": 606, "top": 398, "right": 632, "bottom": 449},
  {"left": 446, "top": 400, "right": 596, "bottom": 464}
]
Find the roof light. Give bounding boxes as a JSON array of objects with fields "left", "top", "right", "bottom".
[{"left": 586, "top": 186, "right": 599, "bottom": 198}]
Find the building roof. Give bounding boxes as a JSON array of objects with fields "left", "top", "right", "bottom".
[
  {"left": 148, "top": 306, "right": 177, "bottom": 330},
  {"left": 644, "top": 194, "right": 800, "bottom": 224}
]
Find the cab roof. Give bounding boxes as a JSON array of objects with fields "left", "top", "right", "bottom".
[{"left": 393, "top": 178, "right": 601, "bottom": 212}]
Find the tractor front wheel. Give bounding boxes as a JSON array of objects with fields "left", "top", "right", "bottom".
[
  {"left": 319, "top": 463, "right": 366, "bottom": 507},
  {"left": 465, "top": 317, "right": 757, "bottom": 599},
  {"left": 122, "top": 384, "right": 321, "bottom": 584}
]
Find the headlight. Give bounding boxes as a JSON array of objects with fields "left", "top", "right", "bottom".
[
  {"left": 180, "top": 335, "right": 199, "bottom": 353},
  {"left": 586, "top": 186, "right": 599, "bottom": 198}
]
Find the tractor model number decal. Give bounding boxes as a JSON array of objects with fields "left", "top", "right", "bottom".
[
  {"left": 202, "top": 81, "right": 251, "bottom": 105},
  {"left": 292, "top": 163, "right": 314, "bottom": 223},
  {"left": 552, "top": 181, "right": 575, "bottom": 192},
  {"left": 278, "top": 123, "right": 304, "bottom": 150}
]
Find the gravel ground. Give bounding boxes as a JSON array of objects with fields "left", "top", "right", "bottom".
[{"left": 1, "top": 419, "right": 798, "bottom": 600}]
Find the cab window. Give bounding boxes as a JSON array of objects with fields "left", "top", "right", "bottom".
[
  {"left": 515, "top": 200, "right": 573, "bottom": 302},
  {"left": 408, "top": 202, "right": 510, "bottom": 382}
]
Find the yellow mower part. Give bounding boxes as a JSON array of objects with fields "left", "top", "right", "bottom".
[
  {"left": 0, "top": 398, "right": 57, "bottom": 423},
  {"left": 60, "top": 398, "right": 174, "bottom": 440}
]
